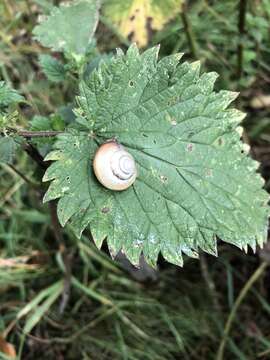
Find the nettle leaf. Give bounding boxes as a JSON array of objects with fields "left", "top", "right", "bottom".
[
  {"left": 33, "top": 0, "right": 100, "bottom": 56},
  {"left": 0, "top": 82, "right": 24, "bottom": 163},
  {"left": 43, "top": 45, "right": 269, "bottom": 267},
  {"left": 0, "top": 136, "right": 18, "bottom": 164},
  {"left": 39, "top": 54, "right": 66, "bottom": 83},
  {"left": 0, "top": 82, "right": 24, "bottom": 115},
  {"left": 103, "top": 0, "right": 183, "bottom": 47}
]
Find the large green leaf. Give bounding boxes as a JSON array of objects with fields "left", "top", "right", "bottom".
[
  {"left": 43, "top": 45, "right": 269, "bottom": 267},
  {"left": 33, "top": 0, "right": 100, "bottom": 56}
]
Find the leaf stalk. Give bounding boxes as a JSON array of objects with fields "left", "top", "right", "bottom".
[{"left": 181, "top": 2, "right": 198, "bottom": 59}]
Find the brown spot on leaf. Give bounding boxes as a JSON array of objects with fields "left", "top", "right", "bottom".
[
  {"left": 127, "top": 31, "right": 134, "bottom": 41},
  {"left": 218, "top": 137, "right": 224, "bottom": 146},
  {"left": 146, "top": 17, "right": 154, "bottom": 43},
  {"left": 101, "top": 207, "right": 110, "bottom": 214},
  {"left": 187, "top": 143, "right": 194, "bottom": 152}
]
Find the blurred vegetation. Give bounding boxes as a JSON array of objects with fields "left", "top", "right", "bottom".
[{"left": 1, "top": 0, "right": 270, "bottom": 359}]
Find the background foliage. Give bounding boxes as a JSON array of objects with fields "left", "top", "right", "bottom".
[{"left": 1, "top": 0, "right": 270, "bottom": 359}]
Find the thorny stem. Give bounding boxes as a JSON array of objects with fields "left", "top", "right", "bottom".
[
  {"left": 1, "top": 128, "right": 63, "bottom": 138},
  {"left": 237, "top": 0, "right": 248, "bottom": 79},
  {"left": 17, "top": 130, "right": 63, "bottom": 138},
  {"left": 181, "top": 2, "right": 198, "bottom": 59},
  {"left": 216, "top": 261, "right": 268, "bottom": 360}
]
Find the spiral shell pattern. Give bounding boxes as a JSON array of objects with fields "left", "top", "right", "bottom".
[{"left": 93, "top": 141, "right": 137, "bottom": 191}]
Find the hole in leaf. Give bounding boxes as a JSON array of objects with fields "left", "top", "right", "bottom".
[
  {"left": 160, "top": 175, "right": 168, "bottom": 183},
  {"left": 218, "top": 138, "right": 224, "bottom": 146}
]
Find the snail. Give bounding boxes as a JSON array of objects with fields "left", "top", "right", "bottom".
[{"left": 93, "top": 141, "right": 137, "bottom": 191}]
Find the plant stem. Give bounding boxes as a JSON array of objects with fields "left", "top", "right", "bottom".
[
  {"left": 237, "top": 0, "right": 248, "bottom": 79},
  {"left": 22, "top": 142, "right": 48, "bottom": 170},
  {"left": 18, "top": 130, "right": 63, "bottom": 138},
  {"left": 2, "top": 129, "right": 63, "bottom": 138},
  {"left": 2, "top": 128, "right": 63, "bottom": 138},
  {"left": 7, "top": 163, "right": 40, "bottom": 188},
  {"left": 216, "top": 261, "right": 268, "bottom": 360},
  {"left": 181, "top": 2, "right": 198, "bottom": 59},
  {"left": 200, "top": 254, "right": 221, "bottom": 313}
]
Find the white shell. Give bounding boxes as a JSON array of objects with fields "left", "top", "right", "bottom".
[{"left": 93, "top": 141, "right": 137, "bottom": 191}]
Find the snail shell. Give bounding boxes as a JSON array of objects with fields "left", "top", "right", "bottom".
[{"left": 93, "top": 141, "right": 137, "bottom": 191}]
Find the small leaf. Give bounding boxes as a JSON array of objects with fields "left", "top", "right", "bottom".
[
  {"left": 0, "top": 111, "right": 20, "bottom": 131},
  {"left": 0, "top": 136, "right": 18, "bottom": 164},
  {"left": 39, "top": 54, "right": 66, "bottom": 83},
  {"left": 33, "top": 0, "right": 100, "bottom": 56},
  {"left": 0, "top": 82, "right": 24, "bottom": 114},
  {"left": 30, "top": 115, "right": 52, "bottom": 132},
  {"left": 103, "top": 0, "right": 183, "bottom": 47},
  {"left": 43, "top": 45, "right": 269, "bottom": 267}
]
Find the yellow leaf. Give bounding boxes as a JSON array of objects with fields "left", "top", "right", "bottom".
[
  {"left": 0, "top": 336, "right": 16, "bottom": 358},
  {"left": 103, "top": 0, "right": 183, "bottom": 47}
]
